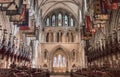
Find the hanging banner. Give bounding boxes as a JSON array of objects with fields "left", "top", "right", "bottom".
[
  {"left": 23, "top": 19, "right": 36, "bottom": 37},
  {"left": 19, "top": 5, "right": 27, "bottom": 21},
  {"left": 111, "top": 3, "right": 118, "bottom": 10},
  {"left": 95, "top": 14, "right": 109, "bottom": 20},
  {"left": 94, "top": 0, "right": 110, "bottom": 20},
  {"left": 94, "top": 0, "right": 109, "bottom": 14},
  {"left": 112, "top": 0, "right": 120, "bottom": 3},
  {"left": 6, "top": 2, "right": 19, "bottom": 15},
  {"left": 19, "top": 26, "right": 30, "bottom": 30},
  {"left": 0, "top": 0, "right": 13, "bottom": 3},
  {"left": 81, "top": 26, "right": 92, "bottom": 40},
  {"left": 9, "top": 5, "right": 27, "bottom": 22},
  {"left": 18, "top": 9, "right": 30, "bottom": 30},
  {"left": 9, "top": 15, "right": 21, "bottom": 22},
  {"left": 86, "top": 16, "right": 92, "bottom": 32},
  {"left": 94, "top": 0, "right": 102, "bottom": 14},
  {"left": 25, "top": 32, "right": 35, "bottom": 37},
  {"left": 102, "top": 0, "right": 118, "bottom": 10},
  {"left": 6, "top": 10, "right": 18, "bottom": 15}
]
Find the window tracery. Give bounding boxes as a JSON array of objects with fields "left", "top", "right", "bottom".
[
  {"left": 58, "top": 13, "right": 62, "bottom": 26},
  {"left": 53, "top": 54, "right": 66, "bottom": 68},
  {"left": 64, "top": 15, "right": 68, "bottom": 26},
  {"left": 46, "top": 18, "right": 49, "bottom": 26},
  {"left": 45, "top": 10, "right": 75, "bottom": 27},
  {"left": 52, "top": 15, "right": 56, "bottom": 26}
]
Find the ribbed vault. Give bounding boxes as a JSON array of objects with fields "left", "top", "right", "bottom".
[{"left": 38, "top": 0, "right": 82, "bottom": 19}]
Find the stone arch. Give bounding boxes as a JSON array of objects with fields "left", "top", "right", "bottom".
[
  {"left": 49, "top": 45, "right": 70, "bottom": 72},
  {"left": 43, "top": 49, "right": 48, "bottom": 60},
  {"left": 46, "top": 30, "right": 53, "bottom": 42},
  {"left": 66, "top": 30, "right": 74, "bottom": 42},
  {"left": 49, "top": 45, "right": 71, "bottom": 71},
  {"left": 71, "top": 49, "right": 76, "bottom": 61},
  {"left": 49, "top": 45, "right": 70, "bottom": 59},
  {"left": 43, "top": 8, "right": 78, "bottom": 26},
  {"left": 71, "top": 49, "right": 79, "bottom": 61},
  {"left": 43, "top": 6, "right": 78, "bottom": 22},
  {"left": 56, "top": 30, "right": 63, "bottom": 42}
]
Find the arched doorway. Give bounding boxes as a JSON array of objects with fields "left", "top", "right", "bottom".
[{"left": 52, "top": 48, "right": 68, "bottom": 73}]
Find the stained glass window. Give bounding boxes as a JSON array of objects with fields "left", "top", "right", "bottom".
[
  {"left": 46, "top": 18, "right": 49, "bottom": 26},
  {"left": 63, "top": 57, "right": 66, "bottom": 67},
  {"left": 64, "top": 15, "right": 68, "bottom": 26},
  {"left": 52, "top": 15, "right": 55, "bottom": 26},
  {"left": 53, "top": 57, "right": 57, "bottom": 67},
  {"left": 58, "top": 54, "right": 61, "bottom": 67},
  {"left": 45, "top": 12, "right": 76, "bottom": 27},
  {"left": 53, "top": 54, "right": 66, "bottom": 68},
  {"left": 70, "top": 18, "right": 74, "bottom": 26},
  {"left": 58, "top": 13, "right": 62, "bottom": 26}
]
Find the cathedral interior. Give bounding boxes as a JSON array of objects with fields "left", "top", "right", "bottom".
[{"left": 0, "top": 0, "right": 119, "bottom": 77}]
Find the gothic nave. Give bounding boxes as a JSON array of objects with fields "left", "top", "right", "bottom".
[{"left": 0, "top": 0, "right": 120, "bottom": 77}]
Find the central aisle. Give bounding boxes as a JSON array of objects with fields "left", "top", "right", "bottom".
[{"left": 50, "top": 75, "right": 70, "bottom": 77}]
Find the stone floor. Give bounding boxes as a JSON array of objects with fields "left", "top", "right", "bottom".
[{"left": 50, "top": 75, "right": 70, "bottom": 77}]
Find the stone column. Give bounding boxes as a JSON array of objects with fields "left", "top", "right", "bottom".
[
  {"left": 62, "top": 33, "right": 66, "bottom": 42},
  {"left": 53, "top": 31, "right": 56, "bottom": 42},
  {"left": 50, "top": 16, "right": 52, "bottom": 26},
  {"left": 60, "top": 32, "right": 62, "bottom": 42},
  {"left": 44, "top": 33, "right": 46, "bottom": 42},
  {"left": 55, "top": 13, "right": 58, "bottom": 27},
  {"left": 49, "top": 32, "right": 52, "bottom": 42},
  {"left": 62, "top": 12, "right": 65, "bottom": 26},
  {"left": 69, "top": 14, "right": 72, "bottom": 26}
]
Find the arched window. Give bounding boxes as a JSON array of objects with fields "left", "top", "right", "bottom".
[
  {"left": 71, "top": 33, "right": 74, "bottom": 42},
  {"left": 70, "top": 18, "right": 74, "bottom": 26},
  {"left": 52, "top": 15, "right": 56, "bottom": 26},
  {"left": 53, "top": 54, "right": 66, "bottom": 68},
  {"left": 53, "top": 57, "right": 57, "bottom": 67},
  {"left": 72, "top": 50, "right": 75, "bottom": 61},
  {"left": 44, "top": 50, "right": 47, "bottom": 59},
  {"left": 58, "top": 13, "right": 62, "bottom": 26},
  {"left": 46, "top": 31, "right": 53, "bottom": 42},
  {"left": 46, "top": 18, "right": 49, "bottom": 26},
  {"left": 56, "top": 31, "right": 63, "bottom": 42},
  {"left": 63, "top": 57, "right": 66, "bottom": 67},
  {"left": 44, "top": 10, "right": 76, "bottom": 27},
  {"left": 46, "top": 33, "right": 49, "bottom": 42},
  {"left": 64, "top": 15, "right": 68, "bottom": 26},
  {"left": 57, "top": 32, "right": 59, "bottom": 42},
  {"left": 58, "top": 54, "right": 62, "bottom": 67}
]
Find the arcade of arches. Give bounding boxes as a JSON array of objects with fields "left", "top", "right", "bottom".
[{"left": 0, "top": 0, "right": 120, "bottom": 77}]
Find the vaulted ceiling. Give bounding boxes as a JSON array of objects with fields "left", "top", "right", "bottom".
[{"left": 38, "top": 0, "right": 82, "bottom": 19}]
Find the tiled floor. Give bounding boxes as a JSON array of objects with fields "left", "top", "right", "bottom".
[{"left": 50, "top": 75, "right": 70, "bottom": 77}]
